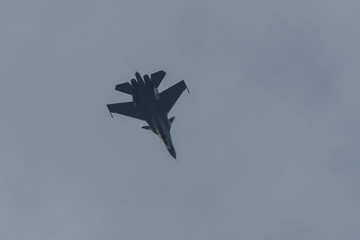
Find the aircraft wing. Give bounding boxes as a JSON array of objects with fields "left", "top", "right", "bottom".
[
  {"left": 151, "top": 70, "right": 166, "bottom": 88},
  {"left": 107, "top": 102, "right": 146, "bottom": 121},
  {"left": 159, "top": 80, "right": 188, "bottom": 114}
]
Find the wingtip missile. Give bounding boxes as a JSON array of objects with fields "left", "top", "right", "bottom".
[
  {"left": 107, "top": 105, "right": 114, "bottom": 118},
  {"left": 182, "top": 80, "right": 190, "bottom": 93}
]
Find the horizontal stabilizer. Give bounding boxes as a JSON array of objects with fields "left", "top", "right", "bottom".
[
  {"left": 151, "top": 70, "right": 166, "bottom": 88},
  {"left": 115, "top": 82, "right": 133, "bottom": 95}
]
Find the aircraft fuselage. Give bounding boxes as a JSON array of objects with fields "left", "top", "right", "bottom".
[{"left": 132, "top": 72, "right": 176, "bottom": 159}]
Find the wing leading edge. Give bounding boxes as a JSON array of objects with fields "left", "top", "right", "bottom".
[
  {"left": 107, "top": 102, "right": 146, "bottom": 121},
  {"left": 159, "top": 80, "right": 188, "bottom": 114}
]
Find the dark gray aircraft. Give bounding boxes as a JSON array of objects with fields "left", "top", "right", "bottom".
[{"left": 107, "top": 70, "right": 189, "bottom": 159}]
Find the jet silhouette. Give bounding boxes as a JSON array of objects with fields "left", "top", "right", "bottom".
[{"left": 107, "top": 70, "right": 189, "bottom": 159}]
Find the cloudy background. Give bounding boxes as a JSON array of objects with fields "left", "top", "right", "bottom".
[{"left": 1, "top": 0, "right": 360, "bottom": 239}]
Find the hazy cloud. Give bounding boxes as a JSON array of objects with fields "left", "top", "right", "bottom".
[{"left": 1, "top": 0, "right": 359, "bottom": 239}]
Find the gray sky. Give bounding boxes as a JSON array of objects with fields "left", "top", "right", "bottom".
[{"left": 1, "top": 0, "right": 360, "bottom": 239}]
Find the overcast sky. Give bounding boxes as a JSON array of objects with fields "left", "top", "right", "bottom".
[{"left": 1, "top": 0, "right": 360, "bottom": 239}]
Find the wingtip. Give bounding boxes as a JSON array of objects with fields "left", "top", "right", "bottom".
[
  {"left": 183, "top": 80, "right": 190, "bottom": 93},
  {"left": 106, "top": 105, "right": 114, "bottom": 118}
]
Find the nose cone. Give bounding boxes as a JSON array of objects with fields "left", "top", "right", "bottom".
[{"left": 169, "top": 148, "right": 177, "bottom": 159}]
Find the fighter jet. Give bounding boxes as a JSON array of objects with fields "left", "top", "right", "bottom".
[{"left": 107, "top": 70, "right": 189, "bottom": 159}]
